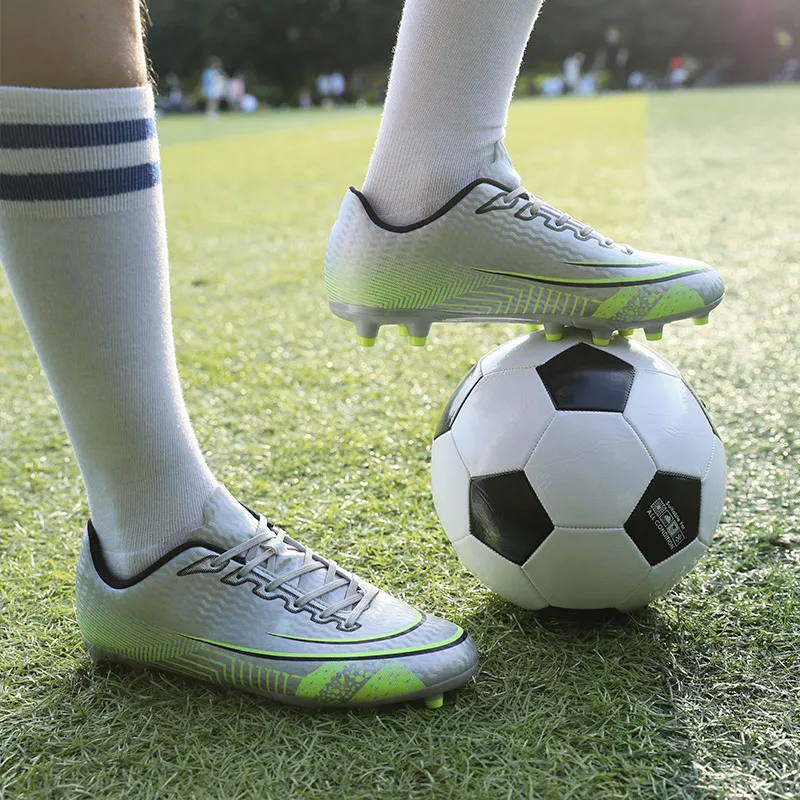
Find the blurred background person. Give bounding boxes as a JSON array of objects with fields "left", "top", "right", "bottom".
[
  {"left": 226, "top": 70, "right": 245, "bottom": 111},
  {"left": 562, "top": 52, "right": 584, "bottom": 94},
  {"left": 165, "top": 72, "right": 183, "bottom": 111},
  {"left": 595, "top": 24, "right": 629, "bottom": 91},
  {"left": 316, "top": 72, "right": 332, "bottom": 109},
  {"left": 666, "top": 56, "right": 689, "bottom": 88},
  {"left": 329, "top": 71, "right": 346, "bottom": 104},
  {"left": 201, "top": 56, "right": 225, "bottom": 120}
]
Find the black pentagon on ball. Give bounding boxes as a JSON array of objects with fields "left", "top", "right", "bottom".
[
  {"left": 625, "top": 472, "right": 701, "bottom": 565},
  {"left": 536, "top": 343, "right": 635, "bottom": 413},
  {"left": 434, "top": 361, "right": 482, "bottom": 439},
  {"left": 469, "top": 471, "right": 554, "bottom": 565}
]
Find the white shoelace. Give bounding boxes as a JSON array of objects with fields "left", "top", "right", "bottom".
[
  {"left": 503, "top": 186, "right": 633, "bottom": 254},
  {"left": 209, "top": 516, "right": 379, "bottom": 629}
]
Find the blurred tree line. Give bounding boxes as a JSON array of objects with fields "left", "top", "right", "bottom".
[{"left": 146, "top": 0, "right": 800, "bottom": 99}]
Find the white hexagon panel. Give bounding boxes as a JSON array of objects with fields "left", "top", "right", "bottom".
[
  {"left": 480, "top": 332, "right": 581, "bottom": 375},
  {"left": 450, "top": 368, "right": 555, "bottom": 476},
  {"left": 524, "top": 412, "right": 656, "bottom": 528},
  {"left": 624, "top": 371, "right": 716, "bottom": 478},
  {"left": 617, "top": 538, "right": 708, "bottom": 611},
  {"left": 430, "top": 431, "right": 472, "bottom": 545},
  {"left": 604, "top": 338, "right": 681, "bottom": 379},
  {"left": 699, "top": 437, "right": 727, "bottom": 545},
  {"left": 453, "top": 535, "right": 548, "bottom": 610},
  {"left": 523, "top": 528, "right": 651, "bottom": 609}
]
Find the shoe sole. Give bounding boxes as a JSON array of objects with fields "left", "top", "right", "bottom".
[
  {"left": 329, "top": 296, "right": 724, "bottom": 348},
  {"left": 83, "top": 639, "right": 478, "bottom": 710}
]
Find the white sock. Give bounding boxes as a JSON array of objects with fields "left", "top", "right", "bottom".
[
  {"left": 362, "top": 0, "right": 545, "bottom": 225},
  {"left": 0, "top": 84, "right": 218, "bottom": 577}
]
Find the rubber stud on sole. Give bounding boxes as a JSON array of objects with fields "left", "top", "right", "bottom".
[
  {"left": 525, "top": 324, "right": 544, "bottom": 333},
  {"left": 543, "top": 323, "right": 563, "bottom": 343},
  {"left": 592, "top": 336, "right": 611, "bottom": 347},
  {"left": 398, "top": 326, "right": 409, "bottom": 337},
  {"left": 618, "top": 329, "right": 634, "bottom": 337},
  {"left": 693, "top": 316, "right": 709, "bottom": 326},
  {"left": 645, "top": 330, "right": 663, "bottom": 342},
  {"left": 354, "top": 320, "right": 380, "bottom": 346},
  {"left": 424, "top": 695, "right": 444, "bottom": 710},
  {"left": 407, "top": 320, "right": 432, "bottom": 346}
]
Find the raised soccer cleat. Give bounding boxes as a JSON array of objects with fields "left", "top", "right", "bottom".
[
  {"left": 76, "top": 486, "right": 478, "bottom": 709},
  {"left": 325, "top": 144, "right": 723, "bottom": 346}
]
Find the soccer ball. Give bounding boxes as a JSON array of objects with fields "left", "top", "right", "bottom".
[{"left": 431, "top": 330, "right": 726, "bottom": 611}]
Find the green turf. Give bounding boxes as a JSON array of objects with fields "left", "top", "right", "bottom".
[{"left": 1, "top": 87, "right": 798, "bottom": 799}]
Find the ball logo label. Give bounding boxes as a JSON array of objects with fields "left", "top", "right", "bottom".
[{"left": 648, "top": 498, "right": 685, "bottom": 550}]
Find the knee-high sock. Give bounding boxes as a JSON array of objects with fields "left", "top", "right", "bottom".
[
  {"left": 362, "top": 0, "right": 545, "bottom": 225},
  {"left": 0, "top": 84, "right": 218, "bottom": 577}
]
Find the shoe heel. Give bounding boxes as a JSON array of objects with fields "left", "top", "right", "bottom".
[{"left": 83, "top": 638, "right": 116, "bottom": 664}]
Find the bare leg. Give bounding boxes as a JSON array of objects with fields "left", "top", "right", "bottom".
[{"left": 0, "top": 0, "right": 146, "bottom": 88}]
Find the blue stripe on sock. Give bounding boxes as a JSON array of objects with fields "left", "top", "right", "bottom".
[
  {"left": 0, "top": 163, "right": 161, "bottom": 201},
  {"left": 0, "top": 118, "right": 156, "bottom": 150}
]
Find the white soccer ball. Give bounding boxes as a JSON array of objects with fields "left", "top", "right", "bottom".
[{"left": 431, "top": 330, "right": 726, "bottom": 612}]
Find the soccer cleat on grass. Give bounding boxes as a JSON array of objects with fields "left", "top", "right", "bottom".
[
  {"left": 76, "top": 486, "right": 478, "bottom": 709},
  {"left": 324, "top": 145, "right": 723, "bottom": 347}
]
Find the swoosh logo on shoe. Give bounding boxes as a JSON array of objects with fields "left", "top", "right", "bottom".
[
  {"left": 267, "top": 610, "right": 424, "bottom": 645},
  {"left": 564, "top": 260, "right": 664, "bottom": 267},
  {"left": 179, "top": 627, "right": 468, "bottom": 662},
  {"left": 473, "top": 266, "right": 708, "bottom": 288}
]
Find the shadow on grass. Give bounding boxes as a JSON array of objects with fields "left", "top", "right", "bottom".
[{"left": 460, "top": 596, "right": 707, "bottom": 797}]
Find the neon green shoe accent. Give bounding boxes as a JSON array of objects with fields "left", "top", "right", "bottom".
[
  {"left": 592, "top": 287, "right": 655, "bottom": 320},
  {"left": 327, "top": 264, "right": 491, "bottom": 309},
  {"left": 592, "top": 281, "right": 705, "bottom": 322},
  {"left": 357, "top": 336, "right": 376, "bottom": 347},
  {"left": 398, "top": 325, "right": 409, "bottom": 336},
  {"left": 80, "top": 613, "right": 192, "bottom": 664},
  {"left": 295, "top": 663, "right": 371, "bottom": 704},
  {"left": 179, "top": 626, "right": 465, "bottom": 661},
  {"left": 409, "top": 336, "right": 427, "bottom": 347},
  {"left": 592, "top": 288, "right": 652, "bottom": 320},
  {"left": 350, "top": 665, "right": 426, "bottom": 703},
  {"left": 645, "top": 331, "right": 663, "bottom": 341},
  {"left": 618, "top": 329, "right": 635, "bottom": 337},
  {"left": 545, "top": 332, "right": 563, "bottom": 342},
  {"left": 693, "top": 316, "right": 709, "bottom": 326},
  {"left": 525, "top": 324, "right": 543, "bottom": 333},
  {"left": 642, "top": 283, "right": 705, "bottom": 320},
  {"left": 294, "top": 663, "right": 426, "bottom": 705},
  {"left": 268, "top": 610, "right": 423, "bottom": 644},
  {"left": 424, "top": 695, "right": 444, "bottom": 709},
  {"left": 592, "top": 337, "right": 611, "bottom": 347}
]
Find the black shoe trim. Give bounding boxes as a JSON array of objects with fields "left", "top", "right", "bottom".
[
  {"left": 349, "top": 178, "right": 513, "bottom": 234},
  {"left": 266, "top": 615, "right": 427, "bottom": 645},
  {"left": 87, "top": 501, "right": 261, "bottom": 589},
  {"left": 472, "top": 267, "right": 710, "bottom": 289},
  {"left": 184, "top": 629, "right": 471, "bottom": 662},
  {"left": 87, "top": 521, "right": 232, "bottom": 590}
]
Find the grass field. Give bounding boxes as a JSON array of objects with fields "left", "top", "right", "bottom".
[{"left": 1, "top": 87, "right": 799, "bottom": 799}]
